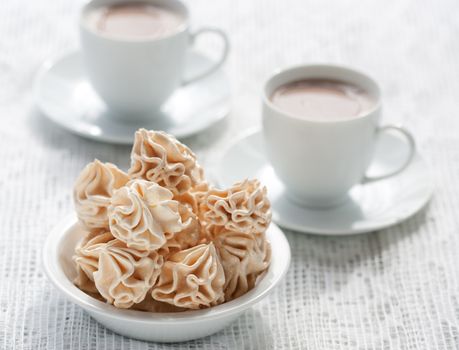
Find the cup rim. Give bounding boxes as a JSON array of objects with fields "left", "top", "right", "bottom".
[
  {"left": 79, "top": 0, "right": 190, "bottom": 44},
  {"left": 262, "top": 63, "right": 382, "bottom": 124},
  {"left": 42, "top": 214, "right": 291, "bottom": 324}
]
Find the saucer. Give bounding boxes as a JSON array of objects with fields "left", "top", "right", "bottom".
[
  {"left": 34, "top": 51, "right": 230, "bottom": 144},
  {"left": 214, "top": 129, "right": 433, "bottom": 235}
]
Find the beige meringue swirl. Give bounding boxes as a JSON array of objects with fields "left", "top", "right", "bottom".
[
  {"left": 151, "top": 243, "right": 225, "bottom": 309},
  {"left": 94, "top": 238, "right": 164, "bottom": 309},
  {"left": 73, "top": 229, "right": 112, "bottom": 294},
  {"left": 129, "top": 129, "right": 204, "bottom": 196},
  {"left": 108, "top": 179, "right": 184, "bottom": 251},
  {"left": 161, "top": 204, "right": 202, "bottom": 256},
  {"left": 201, "top": 179, "right": 272, "bottom": 235},
  {"left": 174, "top": 182, "right": 209, "bottom": 215},
  {"left": 212, "top": 227, "right": 271, "bottom": 301},
  {"left": 74, "top": 160, "right": 129, "bottom": 230},
  {"left": 73, "top": 230, "right": 163, "bottom": 308}
]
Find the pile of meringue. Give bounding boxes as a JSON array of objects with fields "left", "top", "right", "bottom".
[{"left": 72, "top": 129, "right": 272, "bottom": 311}]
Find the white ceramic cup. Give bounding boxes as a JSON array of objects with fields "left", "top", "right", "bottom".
[
  {"left": 80, "top": 0, "right": 229, "bottom": 117},
  {"left": 262, "top": 64, "right": 415, "bottom": 208}
]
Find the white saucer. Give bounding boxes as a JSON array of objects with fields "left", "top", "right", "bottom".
[
  {"left": 34, "top": 51, "right": 230, "bottom": 144},
  {"left": 214, "top": 129, "right": 433, "bottom": 235}
]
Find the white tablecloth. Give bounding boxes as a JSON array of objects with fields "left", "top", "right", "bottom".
[{"left": 1, "top": 0, "right": 459, "bottom": 348}]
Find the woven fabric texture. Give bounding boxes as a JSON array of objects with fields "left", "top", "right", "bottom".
[{"left": 1, "top": 0, "right": 459, "bottom": 348}]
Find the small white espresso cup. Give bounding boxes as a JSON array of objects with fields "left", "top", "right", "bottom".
[
  {"left": 262, "top": 64, "right": 415, "bottom": 208},
  {"left": 79, "top": 0, "right": 229, "bottom": 117}
]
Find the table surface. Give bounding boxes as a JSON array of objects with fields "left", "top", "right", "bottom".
[{"left": 1, "top": 0, "right": 459, "bottom": 349}]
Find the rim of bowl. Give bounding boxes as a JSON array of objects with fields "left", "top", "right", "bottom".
[{"left": 42, "top": 214, "right": 291, "bottom": 324}]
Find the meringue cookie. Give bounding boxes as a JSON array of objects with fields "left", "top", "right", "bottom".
[
  {"left": 73, "top": 229, "right": 112, "bottom": 294},
  {"left": 73, "top": 230, "right": 163, "bottom": 308},
  {"left": 161, "top": 204, "right": 202, "bottom": 256},
  {"left": 108, "top": 179, "right": 184, "bottom": 251},
  {"left": 151, "top": 243, "right": 225, "bottom": 309},
  {"left": 201, "top": 179, "right": 272, "bottom": 235},
  {"left": 129, "top": 129, "right": 204, "bottom": 196},
  {"left": 94, "top": 238, "right": 164, "bottom": 309},
  {"left": 74, "top": 160, "right": 129, "bottom": 230},
  {"left": 212, "top": 227, "right": 271, "bottom": 301},
  {"left": 174, "top": 182, "right": 209, "bottom": 215}
]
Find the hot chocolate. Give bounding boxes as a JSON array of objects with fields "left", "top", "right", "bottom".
[
  {"left": 270, "top": 79, "right": 376, "bottom": 121},
  {"left": 85, "top": 2, "right": 184, "bottom": 40}
]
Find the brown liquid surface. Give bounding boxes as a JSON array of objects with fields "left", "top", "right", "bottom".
[
  {"left": 270, "top": 79, "right": 376, "bottom": 121},
  {"left": 85, "top": 2, "right": 184, "bottom": 40}
]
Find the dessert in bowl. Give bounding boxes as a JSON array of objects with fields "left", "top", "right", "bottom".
[{"left": 43, "top": 129, "right": 290, "bottom": 342}]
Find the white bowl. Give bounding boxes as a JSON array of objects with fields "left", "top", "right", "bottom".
[{"left": 43, "top": 215, "right": 291, "bottom": 342}]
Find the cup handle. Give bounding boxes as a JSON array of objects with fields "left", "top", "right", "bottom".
[
  {"left": 362, "top": 125, "right": 416, "bottom": 183},
  {"left": 182, "top": 27, "right": 230, "bottom": 85}
]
